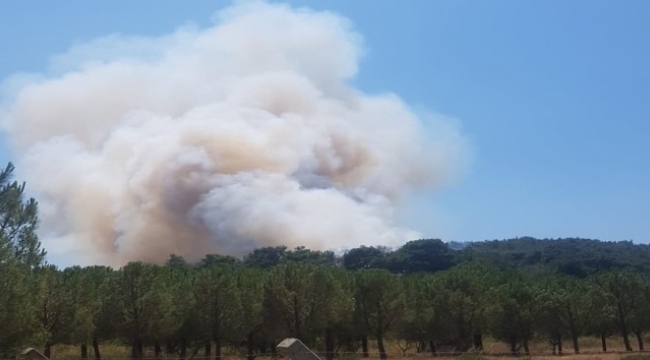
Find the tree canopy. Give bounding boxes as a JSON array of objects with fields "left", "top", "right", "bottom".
[
  {"left": 0, "top": 162, "right": 45, "bottom": 267},
  {"left": 3, "top": 161, "right": 650, "bottom": 359}
]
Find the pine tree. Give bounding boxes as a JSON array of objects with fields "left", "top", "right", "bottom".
[{"left": 0, "top": 162, "right": 45, "bottom": 267}]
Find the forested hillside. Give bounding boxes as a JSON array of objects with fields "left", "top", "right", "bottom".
[
  {"left": 338, "top": 237, "right": 650, "bottom": 276},
  {"left": 460, "top": 237, "right": 650, "bottom": 276},
  {"left": 2, "top": 161, "right": 650, "bottom": 360}
]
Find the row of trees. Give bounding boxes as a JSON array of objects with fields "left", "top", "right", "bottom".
[
  {"left": 3, "top": 161, "right": 650, "bottom": 359},
  {"left": 244, "top": 236, "right": 650, "bottom": 278},
  {"left": 6, "top": 258, "right": 650, "bottom": 359}
]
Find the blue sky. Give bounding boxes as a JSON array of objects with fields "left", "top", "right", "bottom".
[{"left": 0, "top": 0, "right": 648, "bottom": 254}]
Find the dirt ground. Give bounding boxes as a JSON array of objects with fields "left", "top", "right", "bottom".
[{"left": 50, "top": 336, "right": 650, "bottom": 360}]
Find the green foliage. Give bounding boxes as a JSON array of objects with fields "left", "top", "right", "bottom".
[
  {"left": 244, "top": 246, "right": 288, "bottom": 268},
  {"left": 342, "top": 240, "right": 456, "bottom": 274},
  {"left": 285, "top": 246, "right": 338, "bottom": 267},
  {"left": 0, "top": 162, "right": 45, "bottom": 267},
  {"left": 590, "top": 269, "right": 647, "bottom": 351},
  {"left": 534, "top": 275, "right": 590, "bottom": 353},
  {"left": 0, "top": 162, "right": 45, "bottom": 357},
  {"left": 6, "top": 164, "right": 650, "bottom": 360},
  {"left": 111, "top": 262, "right": 175, "bottom": 358},
  {"left": 384, "top": 239, "right": 455, "bottom": 273},
  {"left": 192, "top": 263, "right": 241, "bottom": 357},
  {"left": 354, "top": 269, "right": 403, "bottom": 359},
  {"left": 8, "top": 242, "right": 650, "bottom": 359},
  {"left": 199, "top": 253, "right": 241, "bottom": 268},
  {"left": 233, "top": 267, "right": 266, "bottom": 358},
  {"left": 430, "top": 263, "right": 497, "bottom": 351},
  {"left": 486, "top": 272, "right": 536, "bottom": 354},
  {"left": 61, "top": 266, "right": 103, "bottom": 345},
  {"left": 0, "top": 260, "right": 39, "bottom": 357},
  {"left": 462, "top": 237, "right": 650, "bottom": 276},
  {"left": 342, "top": 246, "right": 387, "bottom": 270},
  {"left": 34, "top": 265, "right": 69, "bottom": 356},
  {"left": 263, "top": 262, "right": 349, "bottom": 343},
  {"left": 244, "top": 246, "right": 339, "bottom": 268}
]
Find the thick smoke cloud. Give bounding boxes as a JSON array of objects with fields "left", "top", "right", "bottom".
[{"left": 0, "top": 2, "right": 468, "bottom": 265}]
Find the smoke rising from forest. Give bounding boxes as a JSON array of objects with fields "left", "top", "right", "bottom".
[{"left": 0, "top": 2, "right": 468, "bottom": 265}]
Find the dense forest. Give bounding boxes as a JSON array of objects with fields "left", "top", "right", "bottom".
[{"left": 2, "top": 161, "right": 650, "bottom": 359}]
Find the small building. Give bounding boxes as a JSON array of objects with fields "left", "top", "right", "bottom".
[
  {"left": 277, "top": 338, "right": 321, "bottom": 360},
  {"left": 19, "top": 348, "right": 50, "bottom": 360}
]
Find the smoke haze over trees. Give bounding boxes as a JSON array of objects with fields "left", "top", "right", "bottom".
[{"left": 3, "top": 160, "right": 650, "bottom": 359}]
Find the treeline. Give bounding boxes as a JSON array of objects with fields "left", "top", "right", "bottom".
[
  {"left": 461, "top": 237, "right": 650, "bottom": 276},
  {"left": 3, "top": 161, "right": 650, "bottom": 359},
  {"left": 5, "top": 251, "right": 650, "bottom": 359}
]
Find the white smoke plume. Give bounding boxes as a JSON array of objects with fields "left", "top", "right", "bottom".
[{"left": 0, "top": 1, "right": 468, "bottom": 265}]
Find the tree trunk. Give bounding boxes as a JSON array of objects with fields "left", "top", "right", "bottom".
[
  {"left": 622, "top": 327, "right": 632, "bottom": 351},
  {"left": 81, "top": 343, "right": 88, "bottom": 360},
  {"left": 131, "top": 338, "right": 143, "bottom": 360},
  {"left": 93, "top": 336, "right": 101, "bottom": 360},
  {"left": 154, "top": 341, "right": 162, "bottom": 359},
  {"left": 618, "top": 304, "right": 633, "bottom": 351},
  {"left": 166, "top": 341, "right": 175, "bottom": 355},
  {"left": 557, "top": 336, "right": 563, "bottom": 355},
  {"left": 293, "top": 295, "right": 301, "bottom": 339},
  {"left": 179, "top": 339, "right": 187, "bottom": 360},
  {"left": 131, "top": 341, "right": 137, "bottom": 360},
  {"left": 428, "top": 340, "right": 437, "bottom": 357},
  {"left": 571, "top": 331, "right": 580, "bottom": 354},
  {"left": 361, "top": 336, "right": 369, "bottom": 358},
  {"left": 522, "top": 336, "right": 530, "bottom": 355},
  {"left": 601, "top": 333, "right": 607, "bottom": 352},
  {"left": 377, "top": 335, "right": 388, "bottom": 359},
  {"left": 247, "top": 332, "right": 256, "bottom": 360},
  {"left": 214, "top": 336, "right": 222, "bottom": 360},
  {"left": 213, "top": 313, "right": 222, "bottom": 360},
  {"left": 44, "top": 342, "right": 53, "bottom": 359},
  {"left": 473, "top": 332, "right": 483, "bottom": 350},
  {"left": 635, "top": 330, "right": 644, "bottom": 351},
  {"left": 509, "top": 335, "right": 517, "bottom": 354},
  {"left": 456, "top": 322, "right": 470, "bottom": 352},
  {"left": 204, "top": 342, "right": 211, "bottom": 358},
  {"left": 258, "top": 342, "right": 268, "bottom": 355},
  {"left": 325, "top": 328, "right": 335, "bottom": 360},
  {"left": 139, "top": 340, "right": 144, "bottom": 359}
]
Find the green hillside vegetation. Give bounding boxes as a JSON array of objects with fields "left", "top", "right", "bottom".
[
  {"left": 460, "top": 237, "right": 650, "bottom": 276},
  {"left": 2, "top": 161, "right": 650, "bottom": 360}
]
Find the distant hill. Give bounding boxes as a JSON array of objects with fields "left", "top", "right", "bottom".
[
  {"left": 206, "top": 237, "right": 650, "bottom": 277},
  {"left": 457, "top": 237, "right": 650, "bottom": 277}
]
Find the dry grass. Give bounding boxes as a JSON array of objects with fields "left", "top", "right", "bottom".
[
  {"left": 346, "top": 354, "right": 648, "bottom": 360},
  {"left": 53, "top": 343, "right": 130, "bottom": 360},
  {"left": 50, "top": 336, "right": 650, "bottom": 360}
]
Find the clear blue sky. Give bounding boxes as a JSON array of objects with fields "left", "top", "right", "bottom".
[{"left": 1, "top": 0, "right": 648, "bottom": 247}]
